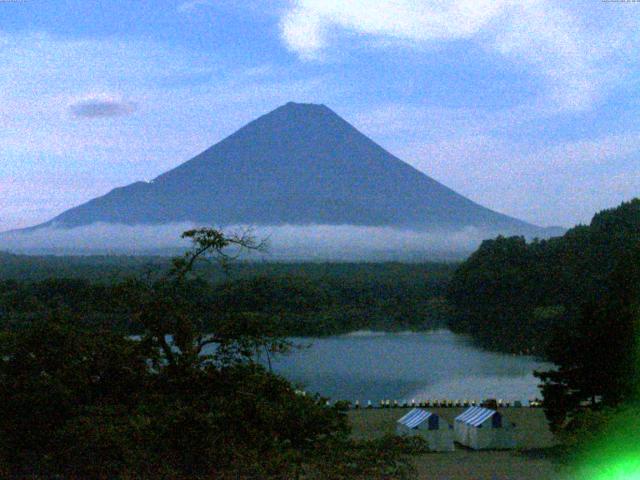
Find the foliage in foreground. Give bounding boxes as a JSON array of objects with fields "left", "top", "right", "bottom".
[{"left": 0, "top": 229, "right": 423, "bottom": 479}]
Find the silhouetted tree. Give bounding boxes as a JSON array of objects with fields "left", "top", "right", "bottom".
[
  {"left": 535, "top": 244, "right": 640, "bottom": 432},
  {"left": 0, "top": 228, "right": 423, "bottom": 478}
]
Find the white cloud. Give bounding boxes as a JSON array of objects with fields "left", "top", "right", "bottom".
[
  {"left": 280, "top": 0, "right": 638, "bottom": 113},
  {"left": 281, "top": 0, "right": 506, "bottom": 54},
  {"left": 489, "top": 1, "right": 606, "bottom": 112},
  {"left": 281, "top": 6, "right": 328, "bottom": 59}
]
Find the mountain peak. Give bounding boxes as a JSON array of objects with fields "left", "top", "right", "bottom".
[
  {"left": 23, "top": 103, "right": 543, "bottom": 238},
  {"left": 282, "top": 101, "right": 328, "bottom": 110},
  {"left": 263, "top": 101, "right": 336, "bottom": 123},
  {"left": 285, "top": 101, "right": 317, "bottom": 106}
]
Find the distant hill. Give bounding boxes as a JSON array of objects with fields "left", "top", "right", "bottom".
[{"left": 22, "top": 102, "right": 552, "bottom": 235}]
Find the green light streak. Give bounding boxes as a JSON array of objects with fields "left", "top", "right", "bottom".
[
  {"left": 571, "top": 308, "right": 640, "bottom": 480},
  {"left": 580, "top": 457, "right": 640, "bottom": 479},
  {"left": 568, "top": 444, "right": 640, "bottom": 479}
]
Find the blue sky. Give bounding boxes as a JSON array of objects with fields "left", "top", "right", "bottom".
[{"left": 1, "top": 0, "right": 640, "bottom": 231}]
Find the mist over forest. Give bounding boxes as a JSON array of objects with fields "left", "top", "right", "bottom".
[{"left": 0, "top": 222, "right": 493, "bottom": 260}]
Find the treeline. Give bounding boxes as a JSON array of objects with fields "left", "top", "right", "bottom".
[
  {"left": 0, "top": 252, "right": 454, "bottom": 283},
  {"left": 213, "top": 274, "right": 453, "bottom": 335},
  {"left": 0, "top": 252, "right": 170, "bottom": 282},
  {"left": 0, "top": 262, "right": 456, "bottom": 336},
  {"left": 447, "top": 198, "right": 640, "bottom": 355}
]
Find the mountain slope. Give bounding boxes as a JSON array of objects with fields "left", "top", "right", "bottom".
[{"left": 28, "top": 102, "right": 544, "bottom": 235}]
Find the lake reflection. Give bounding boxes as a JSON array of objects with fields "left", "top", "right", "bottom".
[{"left": 259, "top": 330, "right": 552, "bottom": 404}]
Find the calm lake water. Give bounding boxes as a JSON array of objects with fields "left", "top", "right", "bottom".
[{"left": 257, "top": 330, "right": 552, "bottom": 404}]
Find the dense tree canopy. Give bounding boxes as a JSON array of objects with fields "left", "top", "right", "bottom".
[
  {"left": 0, "top": 262, "right": 454, "bottom": 337},
  {"left": 448, "top": 199, "right": 640, "bottom": 356},
  {"left": 0, "top": 228, "right": 424, "bottom": 479},
  {"left": 536, "top": 243, "right": 640, "bottom": 431},
  {"left": 448, "top": 199, "right": 640, "bottom": 452}
]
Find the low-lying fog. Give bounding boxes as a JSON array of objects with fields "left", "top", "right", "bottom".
[{"left": 0, "top": 223, "right": 495, "bottom": 260}]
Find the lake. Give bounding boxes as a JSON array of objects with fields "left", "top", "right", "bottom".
[{"left": 257, "top": 330, "right": 552, "bottom": 405}]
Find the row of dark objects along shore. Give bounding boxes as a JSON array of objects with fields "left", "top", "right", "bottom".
[{"left": 293, "top": 392, "right": 544, "bottom": 409}]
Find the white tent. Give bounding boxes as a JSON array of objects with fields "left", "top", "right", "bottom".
[
  {"left": 396, "top": 408, "right": 454, "bottom": 452},
  {"left": 454, "top": 406, "right": 516, "bottom": 450}
]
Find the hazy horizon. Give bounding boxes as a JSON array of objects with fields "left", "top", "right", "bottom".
[{"left": 0, "top": 222, "right": 498, "bottom": 260}]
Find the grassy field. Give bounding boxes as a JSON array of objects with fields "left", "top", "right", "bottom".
[{"left": 349, "top": 407, "right": 566, "bottom": 480}]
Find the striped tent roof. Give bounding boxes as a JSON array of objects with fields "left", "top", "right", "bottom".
[
  {"left": 455, "top": 406, "right": 497, "bottom": 427},
  {"left": 397, "top": 408, "right": 433, "bottom": 429}
]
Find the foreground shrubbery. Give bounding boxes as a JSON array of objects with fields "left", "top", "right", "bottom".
[
  {"left": 0, "top": 314, "right": 407, "bottom": 478},
  {"left": 0, "top": 229, "right": 424, "bottom": 479}
]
